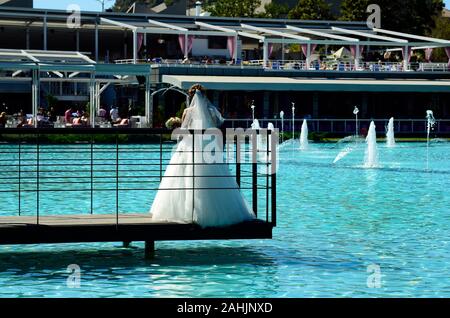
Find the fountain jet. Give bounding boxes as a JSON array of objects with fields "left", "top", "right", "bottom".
[
  {"left": 300, "top": 119, "right": 309, "bottom": 150},
  {"left": 364, "top": 121, "right": 379, "bottom": 168},
  {"left": 426, "top": 110, "right": 436, "bottom": 171},
  {"left": 386, "top": 117, "right": 396, "bottom": 147}
]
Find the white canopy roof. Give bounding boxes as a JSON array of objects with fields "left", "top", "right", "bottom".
[{"left": 162, "top": 75, "right": 450, "bottom": 93}]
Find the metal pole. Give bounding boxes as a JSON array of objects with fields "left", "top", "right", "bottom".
[
  {"left": 18, "top": 138, "right": 21, "bottom": 216},
  {"left": 91, "top": 135, "right": 94, "bottom": 215},
  {"left": 116, "top": 133, "right": 119, "bottom": 228},
  {"left": 145, "top": 75, "right": 151, "bottom": 127},
  {"left": 292, "top": 103, "right": 295, "bottom": 139},
  {"left": 266, "top": 130, "right": 270, "bottom": 222},
  {"left": 263, "top": 41, "right": 268, "bottom": 68},
  {"left": 252, "top": 131, "right": 258, "bottom": 218},
  {"left": 133, "top": 29, "right": 138, "bottom": 64},
  {"left": 76, "top": 30, "right": 80, "bottom": 51},
  {"left": 270, "top": 129, "right": 277, "bottom": 227},
  {"left": 95, "top": 21, "right": 99, "bottom": 62},
  {"left": 234, "top": 35, "right": 238, "bottom": 62},
  {"left": 26, "top": 27, "right": 30, "bottom": 50},
  {"left": 89, "top": 73, "right": 95, "bottom": 128},
  {"left": 192, "top": 130, "right": 195, "bottom": 223},
  {"left": 403, "top": 46, "right": 409, "bottom": 71},
  {"left": 355, "top": 44, "right": 360, "bottom": 70},
  {"left": 184, "top": 33, "right": 189, "bottom": 59},
  {"left": 36, "top": 132, "right": 40, "bottom": 225},
  {"left": 43, "top": 15, "right": 47, "bottom": 50},
  {"left": 236, "top": 135, "right": 241, "bottom": 187},
  {"left": 306, "top": 43, "right": 311, "bottom": 70},
  {"left": 32, "top": 69, "right": 40, "bottom": 128}
]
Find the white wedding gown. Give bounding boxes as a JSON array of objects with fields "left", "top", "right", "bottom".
[{"left": 150, "top": 91, "right": 255, "bottom": 228}]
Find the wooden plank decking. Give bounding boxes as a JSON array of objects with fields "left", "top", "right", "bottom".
[{"left": 0, "top": 214, "right": 273, "bottom": 245}]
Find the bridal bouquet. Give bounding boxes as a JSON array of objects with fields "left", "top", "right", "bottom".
[{"left": 165, "top": 117, "right": 182, "bottom": 129}]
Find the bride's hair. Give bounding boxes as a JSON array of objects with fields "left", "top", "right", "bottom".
[{"left": 188, "top": 84, "right": 206, "bottom": 98}]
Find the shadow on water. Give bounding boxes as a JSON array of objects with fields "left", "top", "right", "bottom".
[{"left": 0, "top": 245, "right": 275, "bottom": 273}]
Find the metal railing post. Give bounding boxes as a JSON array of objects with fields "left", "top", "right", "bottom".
[
  {"left": 236, "top": 135, "right": 241, "bottom": 187},
  {"left": 271, "top": 137, "right": 277, "bottom": 228},
  {"left": 192, "top": 130, "right": 195, "bottom": 223},
  {"left": 252, "top": 130, "right": 258, "bottom": 218},
  {"left": 116, "top": 133, "right": 119, "bottom": 228},
  {"left": 36, "top": 132, "right": 40, "bottom": 225},
  {"left": 90, "top": 135, "right": 94, "bottom": 215},
  {"left": 18, "top": 137, "right": 21, "bottom": 216},
  {"left": 266, "top": 130, "right": 270, "bottom": 223}
]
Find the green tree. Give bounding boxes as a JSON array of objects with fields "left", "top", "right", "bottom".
[
  {"left": 339, "top": 0, "right": 369, "bottom": 21},
  {"left": 204, "top": 0, "right": 261, "bottom": 18},
  {"left": 428, "top": 16, "right": 450, "bottom": 61},
  {"left": 288, "top": 0, "right": 334, "bottom": 20},
  {"left": 376, "top": 0, "right": 443, "bottom": 35},
  {"left": 112, "top": 0, "right": 148, "bottom": 12},
  {"left": 337, "top": 0, "right": 444, "bottom": 35},
  {"left": 258, "top": 2, "right": 290, "bottom": 19}
]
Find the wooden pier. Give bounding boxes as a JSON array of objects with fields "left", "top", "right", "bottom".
[
  {"left": 0, "top": 128, "right": 276, "bottom": 258},
  {"left": 0, "top": 214, "right": 273, "bottom": 258}
]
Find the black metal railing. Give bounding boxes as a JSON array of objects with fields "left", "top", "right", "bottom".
[{"left": 0, "top": 128, "right": 276, "bottom": 227}]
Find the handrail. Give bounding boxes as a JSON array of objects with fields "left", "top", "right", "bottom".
[
  {"left": 112, "top": 58, "right": 450, "bottom": 72},
  {"left": 0, "top": 129, "right": 277, "bottom": 227}
]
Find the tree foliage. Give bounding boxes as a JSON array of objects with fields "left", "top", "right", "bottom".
[
  {"left": 112, "top": 0, "right": 150, "bottom": 12},
  {"left": 429, "top": 16, "right": 450, "bottom": 61},
  {"left": 258, "top": 2, "right": 290, "bottom": 19},
  {"left": 288, "top": 0, "right": 334, "bottom": 20},
  {"left": 338, "top": 0, "right": 444, "bottom": 35},
  {"left": 339, "top": 0, "right": 369, "bottom": 22},
  {"left": 204, "top": 0, "right": 261, "bottom": 18}
]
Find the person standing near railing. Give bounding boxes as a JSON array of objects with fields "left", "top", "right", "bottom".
[
  {"left": 150, "top": 85, "right": 255, "bottom": 228},
  {"left": 64, "top": 107, "right": 73, "bottom": 124},
  {"left": 0, "top": 112, "right": 6, "bottom": 128},
  {"left": 110, "top": 106, "right": 120, "bottom": 124}
]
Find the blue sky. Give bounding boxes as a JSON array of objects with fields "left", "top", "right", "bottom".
[
  {"left": 34, "top": 0, "right": 450, "bottom": 12},
  {"left": 34, "top": 0, "right": 114, "bottom": 12}
]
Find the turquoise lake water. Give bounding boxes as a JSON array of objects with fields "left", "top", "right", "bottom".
[{"left": 0, "top": 140, "right": 449, "bottom": 297}]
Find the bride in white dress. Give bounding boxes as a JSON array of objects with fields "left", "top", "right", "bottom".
[{"left": 150, "top": 88, "right": 255, "bottom": 228}]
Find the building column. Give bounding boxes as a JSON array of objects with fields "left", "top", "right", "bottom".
[
  {"left": 95, "top": 82, "right": 101, "bottom": 118},
  {"left": 306, "top": 43, "right": 311, "bottom": 70},
  {"left": 274, "top": 92, "right": 279, "bottom": 120},
  {"left": 263, "top": 41, "right": 269, "bottom": 68},
  {"left": 213, "top": 91, "right": 220, "bottom": 108},
  {"left": 234, "top": 35, "right": 238, "bottom": 62},
  {"left": 89, "top": 73, "right": 96, "bottom": 128},
  {"left": 123, "top": 31, "right": 128, "bottom": 60},
  {"left": 145, "top": 75, "right": 151, "bottom": 127},
  {"left": 76, "top": 30, "right": 80, "bottom": 51},
  {"left": 43, "top": 15, "right": 47, "bottom": 50},
  {"left": 313, "top": 92, "right": 319, "bottom": 118},
  {"left": 133, "top": 29, "right": 138, "bottom": 64},
  {"left": 355, "top": 44, "right": 360, "bottom": 70},
  {"left": 32, "top": 69, "right": 40, "bottom": 128},
  {"left": 263, "top": 92, "right": 270, "bottom": 119},
  {"left": 361, "top": 93, "right": 369, "bottom": 118},
  {"left": 95, "top": 21, "right": 99, "bottom": 62},
  {"left": 403, "top": 45, "right": 409, "bottom": 71},
  {"left": 184, "top": 33, "right": 189, "bottom": 59},
  {"left": 26, "top": 27, "right": 30, "bottom": 50}
]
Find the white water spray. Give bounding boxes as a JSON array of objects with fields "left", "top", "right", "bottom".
[
  {"left": 300, "top": 119, "right": 309, "bottom": 150},
  {"left": 426, "top": 110, "right": 436, "bottom": 170},
  {"left": 353, "top": 106, "right": 360, "bottom": 137},
  {"left": 364, "top": 121, "right": 379, "bottom": 168},
  {"left": 386, "top": 117, "right": 396, "bottom": 147},
  {"left": 280, "top": 111, "right": 285, "bottom": 144}
]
